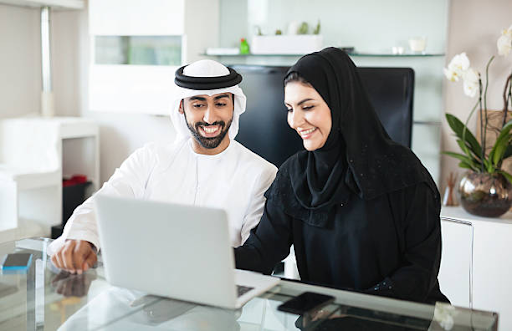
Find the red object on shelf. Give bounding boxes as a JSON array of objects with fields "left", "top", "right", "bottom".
[{"left": 62, "top": 175, "right": 88, "bottom": 187}]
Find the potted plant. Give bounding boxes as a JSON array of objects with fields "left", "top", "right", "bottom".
[{"left": 444, "top": 24, "right": 512, "bottom": 217}]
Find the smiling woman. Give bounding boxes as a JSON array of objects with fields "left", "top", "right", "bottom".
[
  {"left": 284, "top": 77, "right": 332, "bottom": 152},
  {"left": 235, "top": 47, "right": 449, "bottom": 304}
]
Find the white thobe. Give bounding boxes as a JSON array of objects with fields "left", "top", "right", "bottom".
[{"left": 48, "top": 139, "right": 277, "bottom": 255}]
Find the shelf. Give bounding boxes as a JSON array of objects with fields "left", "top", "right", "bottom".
[
  {"left": 203, "top": 52, "right": 445, "bottom": 58},
  {"left": 413, "top": 120, "right": 442, "bottom": 126},
  {"left": 0, "top": 0, "right": 84, "bottom": 10}
]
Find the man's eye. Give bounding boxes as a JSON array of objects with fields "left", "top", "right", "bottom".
[
  {"left": 216, "top": 103, "right": 227, "bottom": 107},
  {"left": 193, "top": 104, "right": 204, "bottom": 108}
]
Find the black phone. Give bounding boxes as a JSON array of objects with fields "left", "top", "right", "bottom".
[
  {"left": 1, "top": 253, "right": 33, "bottom": 271},
  {"left": 277, "top": 291, "right": 335, "bottom": 315}
]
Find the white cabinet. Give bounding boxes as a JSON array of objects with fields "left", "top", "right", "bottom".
[
  {"left": 440, "top": 206, "right": 512, "bottom": 331},
  {"left": 88, "top": 0, "right": 220, "bottom": 115},
  {"left": 0, "top": 117, "right": 99, "bottom": 243}
]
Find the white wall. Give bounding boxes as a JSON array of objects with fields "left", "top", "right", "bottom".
[
  {"left": 4, "top": 0, "right": 511, "bottom": 190},
  {"left": 221, "top": 0, "right": 448, "bottom": 54},
  {"left": 50, "top": 0, "right": 220, "bottom": 183},
  {"left": 51, "top": 5, "right": 177, "bottom": 183},
  {"left": 219, "top": 0, "right": 450, "bottom": 185},
  {"left": 0, "top": 4, "right": 41, "bottom": 118}
]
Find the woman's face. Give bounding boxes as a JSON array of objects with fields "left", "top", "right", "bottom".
[{"left": 285, "top": 81, "right": 332, "bottom": 151}]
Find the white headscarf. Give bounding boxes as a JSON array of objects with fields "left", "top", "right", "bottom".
[{"left": 169, "top": 60, "right": 247, "bottom": 142}]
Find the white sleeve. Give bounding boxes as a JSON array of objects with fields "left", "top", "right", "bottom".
[
  {"left": 47, "top": 144, "right": 158, "bottom": 256},
  {"left": 239, "top": 164, "right": 277, "bottom": 245}
]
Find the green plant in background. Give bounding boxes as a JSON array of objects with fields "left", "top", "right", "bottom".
[
  {"left": 275, "top": 29, "right": 282, "bottom": 35},
  {"left": 445, "top": 114, "right": 512, "bottom": 182},
  {"left": 313, "top": 20, "right": 321, "bottom": 35},
  {"left": 444, "top": 24, "right": 512, "bottom": 183},
  {"left": 298, "top": 22, "right": 309, "bottom": 34}
]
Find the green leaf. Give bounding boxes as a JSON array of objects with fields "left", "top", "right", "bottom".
[
  {"left": 492, "top": 139, "right": 509, "bottom": 165},
  {"left": 490, "top": 120, "right": 512, "bottom": 165},
  {"left": 458, "top": 161, "right": 474, "bottom": 169},
  {"left": 443, "top": 151, "right": 479, "bottom": 171},
  {"left": 498, "top": 170, "right": 512, "bottom": 184},
  {"left": 502, "top": 145, "right": 512, "bottom": 160},
  {"left": 456, "top": 139, "right": 480, "bottom": 162},
  {"left": 446, "top": 113, "right": 482, "bottom": 159},
  {"left": 483, "top": 158, "right": 494, "bottom": 173}
]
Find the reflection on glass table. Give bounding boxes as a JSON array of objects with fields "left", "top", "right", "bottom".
[{"left": 0, "top": 238, "right": 499, "bottom": 331}]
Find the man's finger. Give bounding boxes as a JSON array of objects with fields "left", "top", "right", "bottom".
[
  {"left": 51, "top": 253, "right": 62, "bottom": 269},
  {"left": 61, "top": 241, "right": 77, "bottom": 272},
  {"left": 72, "top": 241, "right": 91, "bottom": 273},
  {"left": 82, "top": 249, "right": 97, "bottom": 271}
]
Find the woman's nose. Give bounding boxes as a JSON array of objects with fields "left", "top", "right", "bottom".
[{"left": 289, "top": 109, "right": 304, "bottom": 128}]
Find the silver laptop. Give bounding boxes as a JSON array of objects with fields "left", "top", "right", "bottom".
[{"left": 94, "top": 195, "right": 280, "bottom": 309}]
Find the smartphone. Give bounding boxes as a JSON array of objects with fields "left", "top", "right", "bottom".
[
  {"left": 277, "top": 291, "right": 335, "bottom": 315},
  {"left": 1, "top": 253, "right": 33, "bottom": 271}
]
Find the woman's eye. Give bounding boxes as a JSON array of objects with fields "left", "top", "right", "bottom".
[
  {"left": 286, "top": 108, "right": 293, "bottom": 113},
  {"left": 303, "top": 105, "right": 314, "bottom": 111}
]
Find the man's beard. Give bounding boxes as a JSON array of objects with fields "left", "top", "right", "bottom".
[{"left": 184, "top": 111, "right": 233, "bottom": 149}]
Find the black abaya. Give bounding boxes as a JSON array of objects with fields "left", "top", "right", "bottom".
[
  {"left": 234, "top": 47, "right": 448, "bottom": 304},
  {"left": 235, "top": 158, "right": 448, "bottom": 303}
]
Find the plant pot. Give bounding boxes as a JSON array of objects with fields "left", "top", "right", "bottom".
[{"left": 458, "top": 171, "right": 512, "bottom": 217}]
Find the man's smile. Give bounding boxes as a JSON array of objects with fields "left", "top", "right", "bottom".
[{"left": 199, "top": 124, "right": 222, "bottom": 138}]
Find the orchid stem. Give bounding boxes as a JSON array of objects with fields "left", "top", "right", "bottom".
[
  {"left": 482, "top": 56, "right": 494, "bottom": 163},
  {"left": 479, "top": 77, "right": 484, "bottom": 173},
  {"left": 504, "top": 73, "right": 512, "bottom": 128}
]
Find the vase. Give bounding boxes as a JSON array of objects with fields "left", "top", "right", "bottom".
[{"left": 458, "top": 171, "right": 512, "bottom": 217}]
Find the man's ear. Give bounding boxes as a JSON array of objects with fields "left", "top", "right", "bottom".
[{"left": 178, "top": 100, "right": 184, "bottom": 114}]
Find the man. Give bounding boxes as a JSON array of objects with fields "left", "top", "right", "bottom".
[{"left": 49, "top": 59, "right": 277, "bottom": 274}]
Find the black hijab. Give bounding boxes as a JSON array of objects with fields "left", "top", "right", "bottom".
[{"left": 284, "top": 47, "right": 436, "bottom": 209}]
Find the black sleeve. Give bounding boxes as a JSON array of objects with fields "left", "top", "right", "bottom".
[
  {"left": 364, "top": 183, "right": 445, "bottom": 303},
  {"left": 235, "top": 198, "right": 293, "bottom": 275}
]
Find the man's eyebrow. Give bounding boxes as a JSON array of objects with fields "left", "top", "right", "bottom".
[
  {"left": 189, "top": 96, "right": 206, "bottom": 101},
  {"left": 214, "top": 94, "right": 231, "bottom": 100}
]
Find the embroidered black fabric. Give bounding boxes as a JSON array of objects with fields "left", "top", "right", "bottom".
[{"left": 282, "top": 47, "right": 437, "bottom": 211}]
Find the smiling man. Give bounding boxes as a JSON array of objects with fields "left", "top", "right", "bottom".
[{"left": 49, "top": 60, "right": 277, "bottom": 274}]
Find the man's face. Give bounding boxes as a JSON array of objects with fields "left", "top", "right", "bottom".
[{"left": 180, "top": 92, "right": 234, "bottom": 155}]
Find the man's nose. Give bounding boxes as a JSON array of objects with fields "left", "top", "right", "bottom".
[{"left": 203, "top": 105, "right": 217, "bottom": 124}]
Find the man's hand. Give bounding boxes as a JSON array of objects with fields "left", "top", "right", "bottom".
[{"left": 51, "top": 240, "right": 97, "bottom": 274}]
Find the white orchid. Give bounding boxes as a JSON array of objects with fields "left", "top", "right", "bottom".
[
  {"left": 444, "top": 52, "right": 470, "bottom": 82},
  {"left": 444, "top": 24, "right": 512, "bottom": 184},
  {"left": 462, "top": 68, "right": 480, "bottom": 98},
  {"left": 497, "top": 25, "right": 512, "bottom": 56}
]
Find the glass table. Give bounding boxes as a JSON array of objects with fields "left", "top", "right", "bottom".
[{"left": 0, "top": 238, "right": 499, "bottom": 330}]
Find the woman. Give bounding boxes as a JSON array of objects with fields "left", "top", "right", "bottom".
[{"left": 235, "top": 47, "right": 448, "bottom": 304}]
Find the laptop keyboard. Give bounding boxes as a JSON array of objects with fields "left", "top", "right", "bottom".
[{"left": 237, "top": 285, "right": 254, "bottom": 297}]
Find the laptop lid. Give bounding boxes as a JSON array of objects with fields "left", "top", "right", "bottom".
[{"left": 95, "top": 195, "right": 239, "bottom": 308}]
